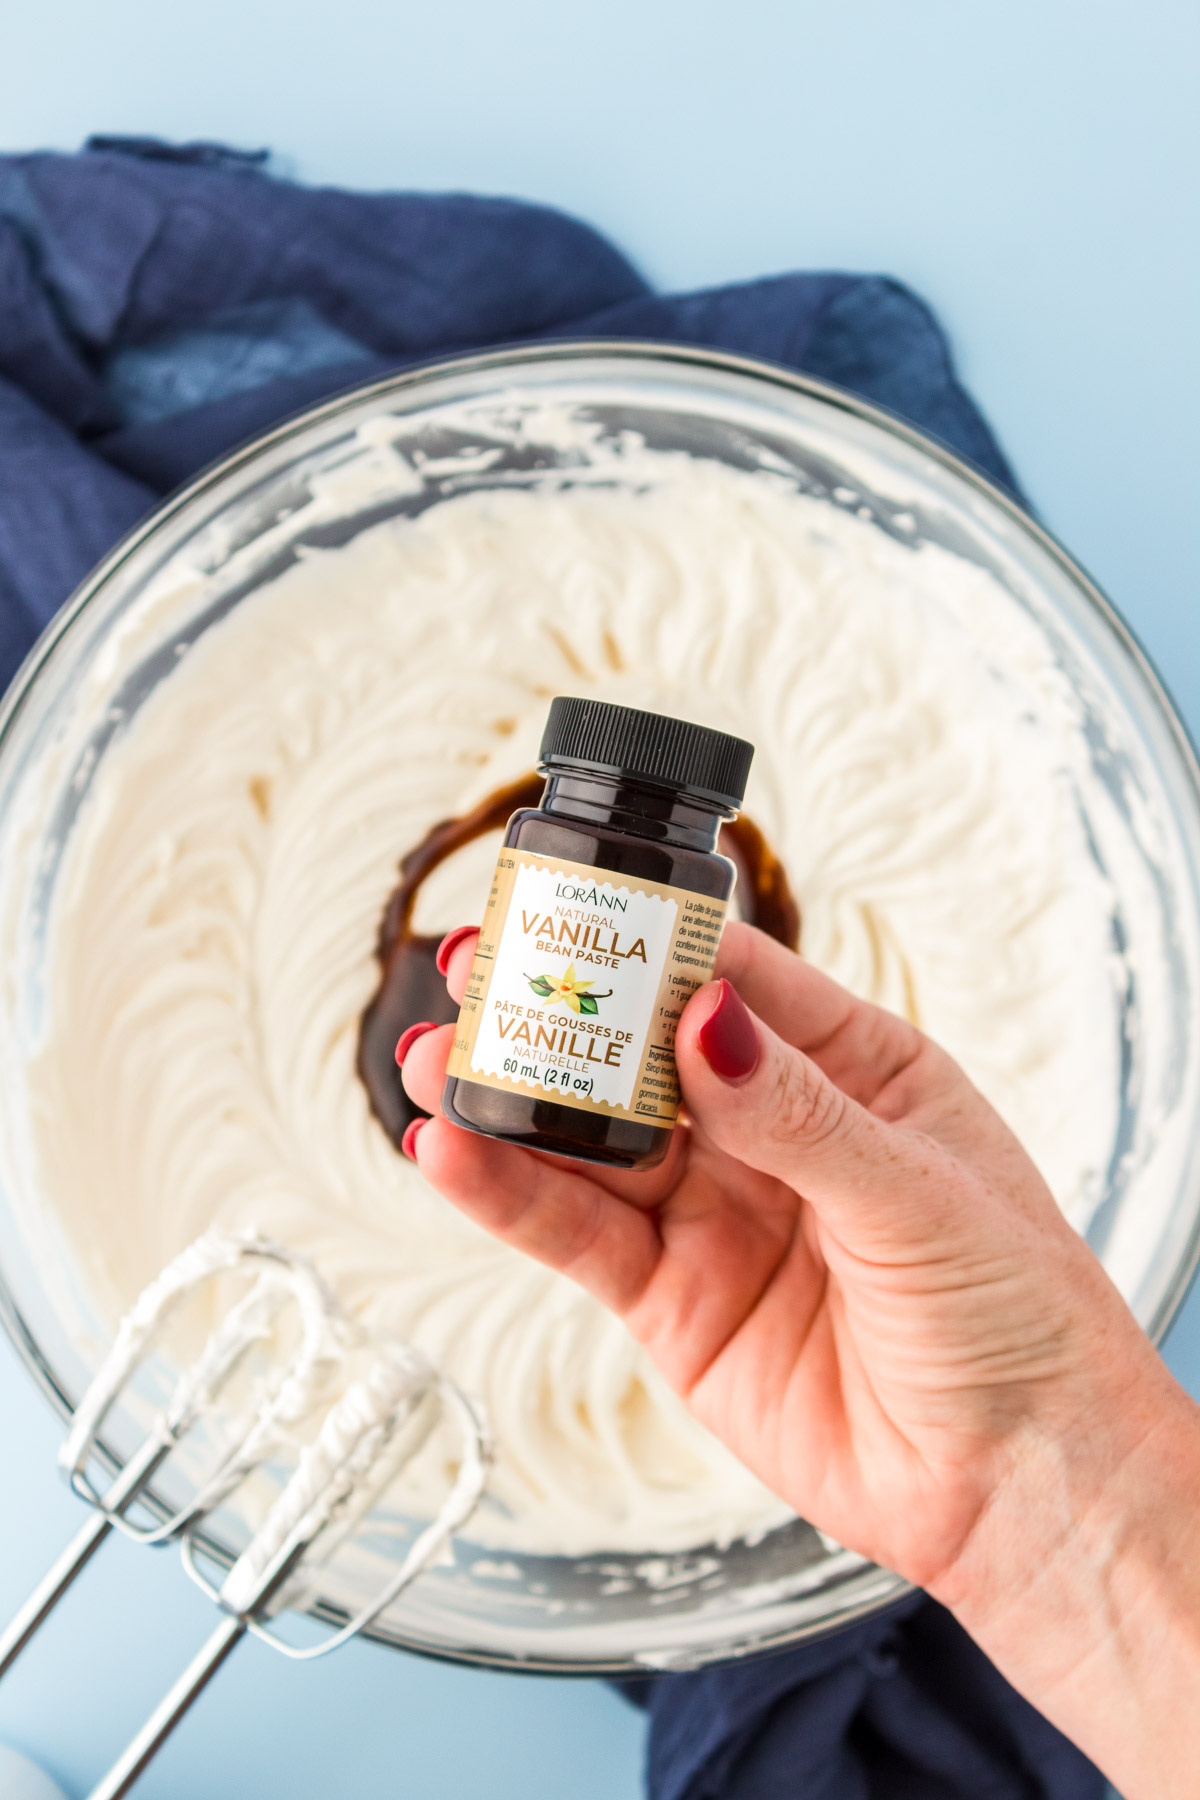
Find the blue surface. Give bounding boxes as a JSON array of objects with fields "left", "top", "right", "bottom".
[{"left": 0, "top": 2, "right": 1196, "bottom": 1794}]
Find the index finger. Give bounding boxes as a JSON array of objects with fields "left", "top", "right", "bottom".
[
  {"left": 436, "top": 926, "right": 480, "bottom": 1004},
  {"left": 411, "top": 1114, "right": 663, "bottom": 1318}
]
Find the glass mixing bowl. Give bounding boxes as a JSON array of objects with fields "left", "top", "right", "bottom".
[{"left": 2, "top": 343, "right": 1200, "bottom": 1674}]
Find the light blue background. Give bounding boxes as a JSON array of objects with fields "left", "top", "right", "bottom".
[{"left": 0, "top": 2, "right": 1197, "bottom": 1794}]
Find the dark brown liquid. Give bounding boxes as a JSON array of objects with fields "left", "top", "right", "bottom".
[{"left": 358, "top": 773, "right": 800, "bottom": 1148}]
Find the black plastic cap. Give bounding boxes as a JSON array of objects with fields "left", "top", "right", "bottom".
[{"left": 538, "top": 697, "right": 755, "bottom": 811}]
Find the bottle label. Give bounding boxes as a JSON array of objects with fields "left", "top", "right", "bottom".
[{"left": 445, "top": 848, "right": 728, "bottom": 1124}]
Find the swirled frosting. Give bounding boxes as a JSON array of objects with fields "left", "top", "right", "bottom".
[{"left": 24, "top": 448, "right": 1117, "bottom": 1551}]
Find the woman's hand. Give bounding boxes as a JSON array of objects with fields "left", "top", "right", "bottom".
[
  {"left": 400, "top": 920, "right": 1139, "bottom": 1585},
  {"left": 399, "top": 921, "right": 1200, "bottom": 1797}
]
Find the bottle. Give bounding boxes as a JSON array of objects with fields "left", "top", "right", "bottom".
[{"left": 442, "top": 697, "right": 755, "bottom": 1170}]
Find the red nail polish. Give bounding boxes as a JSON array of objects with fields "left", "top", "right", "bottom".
[
  {"left": 697, "top": 979, "right": 760, "bottom": 1080},
  {"left": 400, "top": 1118, "right": 426, "bottom": 1160},
  {"left": 435, "top": 925, "right": 478, "bottom": 977},
  {"left": 394, "top": 1021, "right": 439, "bottom": 1067}
]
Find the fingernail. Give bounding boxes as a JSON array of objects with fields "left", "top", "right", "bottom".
[
  {"left": 395, "top": 1021, "right": 438, "bottom": 1067},
  {"left": 400, "top": 1117, "right": 427, "bottom": 1161},
  {"left": 435, "top": 926, "right": 477, "bottom": 977},
  {"left": 697, "top": 979, "right": 760, "bottom": 1080}
]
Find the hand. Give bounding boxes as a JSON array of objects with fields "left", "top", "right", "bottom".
[
  {"left": 400, "top": 921, "right": 1200, "bottom": 1796},
  {"left": 401, "top": 919, "right": 1138, "bottom": 1583}
]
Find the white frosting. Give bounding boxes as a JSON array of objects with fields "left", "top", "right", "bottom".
[
  {"left": 218, "top": 1343, "right": 490, "bottom": 1654},
  {"left": 24, "top": 444, "right": 1119, "bottom": 1553},
  {"left": 61, "top": 1230, "right": 344, "bottom": 1532}
]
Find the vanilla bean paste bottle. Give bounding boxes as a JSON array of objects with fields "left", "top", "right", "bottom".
[{"left": 442, "top": 697, "right": 755, "bottom": 1170}]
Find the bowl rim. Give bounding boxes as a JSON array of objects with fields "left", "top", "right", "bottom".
[{"left": 2, "top": 338, "right": 1199, "bottom": 1672}]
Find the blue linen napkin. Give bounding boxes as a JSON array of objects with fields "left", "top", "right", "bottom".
[{"left": 0, "top": 138, "right": 1102, "bottom": 1800}]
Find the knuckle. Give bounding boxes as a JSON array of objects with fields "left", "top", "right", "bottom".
[
  {"left": 770, "top": 1051, "right": 846, "bottom": 1147},
  {"left": 861, "top": 1005, "right": 921, "bottom": 1075}
]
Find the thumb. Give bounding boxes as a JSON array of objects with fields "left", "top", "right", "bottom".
[{"left": 676, "top": 978, "right": 952, "bottom": 1247}]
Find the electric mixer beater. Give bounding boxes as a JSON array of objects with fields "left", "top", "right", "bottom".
[{"left": 0, "top": 1230, "right": 491, "bottom": 1798}]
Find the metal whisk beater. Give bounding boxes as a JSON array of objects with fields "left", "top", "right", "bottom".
[{"left": 0, "top": 1231, "right": 491, "bottom": 1799}]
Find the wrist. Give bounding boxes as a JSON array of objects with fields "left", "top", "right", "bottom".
[{"left": 931, "top": 1344, "right": 1200, "bottom": 1797}]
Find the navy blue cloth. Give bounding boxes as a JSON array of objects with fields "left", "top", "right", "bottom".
[
  {"left": 0, "top": 138, "right": 1099, "bottom": 1800},
  {"left": 0, "top": 135, "right": 1023, "bottom": 695},
  {"left": 619, "top": 1595, "right": 1102, "bottom": 1799}
]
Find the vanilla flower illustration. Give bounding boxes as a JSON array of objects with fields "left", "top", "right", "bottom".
[{"left": 525, "top": 963, "right": 611, "bottom": 1016}]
